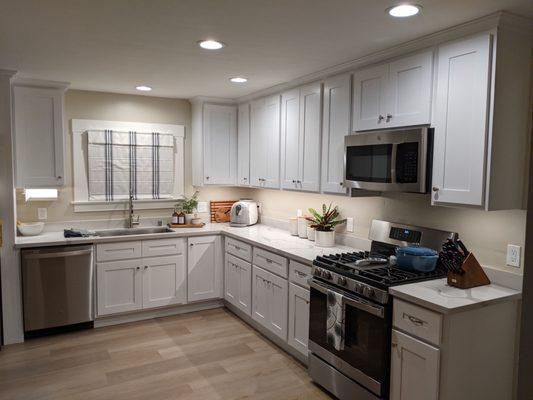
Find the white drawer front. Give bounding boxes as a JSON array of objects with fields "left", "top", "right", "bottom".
[
  {"left": 142, "top": 238, "right": 185, "bottom": 258},
  {"left": 393, "top": 299, "right": 442, "bottom": 346},
  {"left": 225, "top": 237, "right": 252, "bottom": 262},
  {"left": 97, "top": 241, "right": 142, "bottom": 262},
  {"left": 289, "top": 260, "right": 311, "bottom": 289},
  {"left": 253, "top": 247, "right": 288, "bottom": 278}
]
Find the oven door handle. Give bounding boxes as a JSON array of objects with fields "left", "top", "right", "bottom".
[
  {"left": 390, "top": 143, "right": 398, "bottom": 184},
  {"left": 309, "top": 279, "right": 385, "bottom": 319}
]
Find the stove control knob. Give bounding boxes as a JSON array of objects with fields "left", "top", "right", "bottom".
[
  {"left": 314, "top": 268, "right": 322, "bottom": 277},
  {"left": 364, "top": 287, "right": 375, "bottom": 298},
  {"left": 337, "top": 276, "right": 347, "bottom": 286},
  {"left": 355, "top": 283, "right": 364, "bottom": 294},
  {"left": 323, "top": 271, "right": 332, "bottom": 280}
]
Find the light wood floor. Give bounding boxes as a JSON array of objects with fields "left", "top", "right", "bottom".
[{"left": 0, "top": 308, "right": 332, "bottom": 400}]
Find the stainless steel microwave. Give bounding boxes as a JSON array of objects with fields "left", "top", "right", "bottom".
[{"left": 344, "top": 126, "right": 433, "bottom": 193}]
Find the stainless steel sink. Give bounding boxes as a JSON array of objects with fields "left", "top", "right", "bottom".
[{"left": 94, "top": 227, "right": 174, "bottom": 237}]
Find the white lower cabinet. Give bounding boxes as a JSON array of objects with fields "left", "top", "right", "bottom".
[
  {"left": 188, "top": 235, "right": 223, "bottom": 302},
  {"left": 97, "top": 259, "right": 143, "bottom": 316},
  {"left": 224, "top": 253, "right": 252, "bottom": 316},
  {"left": 142, "top": 255, "right": 186, "bottom": 308},
  {"left": 287, "top": 282, "right": 310, "bottom": 357},
  {"left": 252, "top": 266, "right": 288, "bottom": 340},
  {"left": 390, "top": 329, "right": 440, "bottom": 400}
]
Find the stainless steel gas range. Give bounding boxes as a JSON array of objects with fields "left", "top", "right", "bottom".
[{"left": 308, "top": 220, "right": 456, "bottom": 400}]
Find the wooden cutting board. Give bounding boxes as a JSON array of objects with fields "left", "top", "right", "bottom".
[{"left": 210, "top": 200, "right": 237, "bottom": 222}]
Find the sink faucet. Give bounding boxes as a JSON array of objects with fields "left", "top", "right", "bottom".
[{"left": 128, "top": 191, "right": 140, "bottom": 228}]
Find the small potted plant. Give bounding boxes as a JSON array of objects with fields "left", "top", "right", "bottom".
[
  {"left": 176, "top": 191, "right": 199, "bottom": 224},
  {"left": 306, "top": 203, "right": 346, "bottom": 247}
]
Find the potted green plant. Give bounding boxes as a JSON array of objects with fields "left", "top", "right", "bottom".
[
  {"left": 176, "top": 191, "right": 199, "bottom": 224},
  {"left": 305, "top": 203, "right": 346, "bottom": 247}
]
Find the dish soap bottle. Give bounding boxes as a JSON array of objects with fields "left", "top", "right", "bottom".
[
  {"left": 171, "top": 209, "right": 179, "bottom": 225},
  {"left": 178, "top": 211, "right": 186, "bottom": 225}
]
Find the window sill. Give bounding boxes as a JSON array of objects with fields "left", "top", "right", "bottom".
[{"left": 71, "top": 198, "right": 182, "bottom": 213}]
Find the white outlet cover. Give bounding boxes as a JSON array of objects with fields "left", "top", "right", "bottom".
[
  {"left": 37, "top": 208, "right": 47, "bottom": 220},
  {"left": 296, "top": 209, "right": 303, "bottom": 217},
  {"left": 506, "top": 244, "right": 521, "bottom": 268},
  {"left": 197, "top": 201, "right": 208, "bottom": 213},
  {"left": 346, "top": 217, "right": 354, "bottom": 233}
]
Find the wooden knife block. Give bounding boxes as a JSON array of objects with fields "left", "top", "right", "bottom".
[{"left": 447, "top": 253, "right": 491, "bottom": 289}]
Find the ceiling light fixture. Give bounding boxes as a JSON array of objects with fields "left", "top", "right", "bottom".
[
  {"left": 136, "top": 85, "right": 152, "bottom": 91},
  {"left": 229, "top": 77, "right": 248, "bottom": 83},
  {"left": 388, "top": 4, "right": 421, "bottom": 17},
  {"left": 198, "top": 40, "right": 225, "bottom": 50}
]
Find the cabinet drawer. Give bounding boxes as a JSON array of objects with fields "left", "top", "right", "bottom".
[
  {"left": 97, "top": 241, "right": 142, "bottom": 262},
  {"left": 253, "top": 247, "right": 288, "bottom": 278},
  {"left": 225, "top": 237, "right": 252, "bottom": 262},
  {"left": 142, "top": 238, "right": 185, "bottom": 258},
  {"left": 393, "top": 299, "right": 442, "bottom": 346},
  {"left": 289, "top": 260, "right": 311, "bottom": 289}
]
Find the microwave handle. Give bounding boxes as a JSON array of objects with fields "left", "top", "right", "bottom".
[
  {"left": 390, "top": 143, "right": 398, "bottom": 184},
  {"left": 309, "top": 279, "right": 385, "bottom": 318}
]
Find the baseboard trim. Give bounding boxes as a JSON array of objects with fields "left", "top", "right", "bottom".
[
  {"left": 94, "top": 300, "right": 224, "bottom": 328},
  {"left": 224, "top": 300, "right": 309, "bottom": 366}
]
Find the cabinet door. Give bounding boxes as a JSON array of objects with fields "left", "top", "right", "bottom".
[
  {"left": 387, "top": 51, "right": 433, "bottom": 128},
  {"left": 321, "top": 73, "right": 350, "bottom": 194},
  {"left": 432, "top": 34, "right": 492, "bottom": 207},
  {"left": 203, "top": 103, "right": 237, "bottom": 185},
  {"left": 352, "top": 64, "right": 389, "bottom": 131},
  {"left": 263, "top": 95, "right": 281, "bottom": 189},
  {"left": 288, "top": 283, "right": 310, "bottom": 356},
  {"left": 390, "top": 330, "right": 440, "bottom": 400},
  {"left": 97, "top": 259, "right": 142, "bottom": 316},
  {"left": 280, "top": 88, "right": 301, "bottom": 190},
  {"left": 250, "top": 98, "right": 268, "bottom": 187},
  {"left": 299, "top": 82, "right": 322, "bottom": 192},
  {"left": 252, "top": 266, "right": 270, "bottom": 327},
  {"left": 13, "top": 86, "right": 65, "bottom": 187},
  {"left": 187, "top": 236, "right": 223, "bottom": 302},
  {"left": 237, "top": 103, "right": 251, "bottom": 186},
  {"left": 142, "top": 255, "right": 186, "bottom": 309},
  {"left": 224, "top": 253, "right": 252, "bottom": 316}
]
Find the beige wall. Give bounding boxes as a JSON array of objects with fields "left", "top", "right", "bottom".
[{"left": 250, "top": 189, "right": 526, "bottom": 273}]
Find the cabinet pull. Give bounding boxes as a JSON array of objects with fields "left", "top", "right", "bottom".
[
  {"left": 295, "top": 271, "right": 307, "bottom": 278},
  {"left": 378, "top": 114, "right": 384, "bottom": 122},
  {"left": 386, "top": 113, "right": 393, "bottom": 122},
  {"left": 403, "top": 312, "right": 425, "bottom": 326},
  {"left": 57, "top": 176, "right": 62, "bottom": 179},
  {"left": 136, "top": 266, "right": 140, "bottom": 270},
  {"left": 144, "top": 265, "right": 148, "bottom": 270},
  {"left": 432, "top": 186, "right": 440, "bottom": 192}
]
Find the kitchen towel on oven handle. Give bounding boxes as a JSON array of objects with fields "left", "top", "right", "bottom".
[{"left": 326, "top": 289, "right": 346, "bottom": 351}]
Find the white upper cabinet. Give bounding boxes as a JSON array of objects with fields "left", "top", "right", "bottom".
[
  {"left": 250, "top": 95, "right": 281, "bottom": 189},
  {"left": 432, "top": 34, "right": 491, "bottom": 207},
  {"left": 187, "top": 235, "right": 223, "bottom": 302},
  {"left": 203, "top": 103, "right": 237, "bottom": 185},
  {"left": 13, "top": 84, "right": 66, "bottom": 188},
  {"left": 280, "top": 82, "right": 322, "bottom": 192},
  {"left": 321, "top": 73, "right": 350, "bottom": 194},
  {"left": 352, "top": 50, "right": 433, "bottom": 131},
  {"left": 237, "top": 103, "right": 251, "bottom": 186}
]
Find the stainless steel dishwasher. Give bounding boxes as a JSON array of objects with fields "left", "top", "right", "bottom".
[{"left": 22, "top": 245, "right": 94, "bottom": 334}]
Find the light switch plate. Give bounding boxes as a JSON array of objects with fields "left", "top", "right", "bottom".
[
  {"left": 346, "top": 217, "right": 354, "bottom": 233},
  {"left": 296, "top": 209, "right": 303, "bottom": 217},
  {"left": 506, "top": 244, "right": 521, "bottom": 268},
  {"left": 37, "top": 208, "right": 47, "bottom": 220},
  {"left": 197, "top": 201, "right": 208, "bottom": 213}
]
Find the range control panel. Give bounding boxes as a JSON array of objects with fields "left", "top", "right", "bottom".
[{"left": 389, "top": 226, "right": 421, "bottom": 243}]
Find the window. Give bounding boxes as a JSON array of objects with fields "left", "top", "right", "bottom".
[{"left": 71, "top": 119, "right": 185, "bottom": 212}]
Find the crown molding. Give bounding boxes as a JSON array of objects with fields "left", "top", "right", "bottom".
[
  {"left": 12, "top": 77, "right": 70, "bottom": 90},
  {"left": 234, "top": 11, "right": 529, "bottom": 104},
  {"left": 190, "top": 96, "right": 237, "bottom": 105},
  {"left": 0, "top": 69, "right": 17, "bottom": 79}
]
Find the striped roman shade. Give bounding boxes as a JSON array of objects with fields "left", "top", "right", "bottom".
[{"left": 87, "top": 130, "right": 174, "bottom": 201}]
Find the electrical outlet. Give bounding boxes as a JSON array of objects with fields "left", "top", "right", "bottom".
[
  {"left": 37, "top": 208, "right": 47, "bottom": 220},
  {"left": 346, "top": 217, "right": 354, "bottom": 233},
  {"left": 257, "top": 202, "right": 263, "bottom": 214},
  {"left": 296, "top": 209, "right": 303, "bottom": 217},
  {"left": 197, "top": 201, "right": 208, "bottom": 213},
  {"left": 506, "top": 244, "right": 521, "bottom": 268}
]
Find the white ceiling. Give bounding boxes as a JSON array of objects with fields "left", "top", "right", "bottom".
[{"left": 1, "top": 0, "right": 532, "bottom": 99}]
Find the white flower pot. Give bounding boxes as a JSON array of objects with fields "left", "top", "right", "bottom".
[
  {"left": 315, "top": 230, "right": 335, "bottom": 247},
  {"left": 307, "top": 226, "right": 315, "bottom": 241},
  {"left": 184, "top": 213, "right": 195, "bottom": 224}
]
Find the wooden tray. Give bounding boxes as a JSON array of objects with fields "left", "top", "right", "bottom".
[
  {"left": 210, "top": 200, "right": 237, "bottom": 222},
  {"left": 169, "top": 223, "right": 205, "bottom": 228}
]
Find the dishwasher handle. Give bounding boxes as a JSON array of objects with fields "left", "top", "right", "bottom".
[{"left": 23, "top": 249, "right": 93, "bottom": 260}]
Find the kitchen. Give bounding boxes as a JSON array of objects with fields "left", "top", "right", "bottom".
[{"left": 0, "top": 1, "right": 532, "bottom": 399}]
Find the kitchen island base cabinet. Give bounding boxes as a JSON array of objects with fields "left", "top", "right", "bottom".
[
  {"left": 224, "top": 253, "right": 252, "bottom": 316},
  {"left": 252, "top": 266, "right": 288, "bottom": 341},
  {"left": 390, "top": 329, "right": 440, "bottom": 400},
  {"left": 143, "top": 256, "right": 186, "bottom": 309},
  {"left": 288, "top": 282, "right": 310, "bottom": 357},
  {"left": 188, "top": 236, "right": 223, "bottom": 302}
]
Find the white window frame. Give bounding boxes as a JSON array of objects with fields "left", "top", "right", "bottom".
[{"left": 71, "top": 119, "right": 185, "bottom": 212}]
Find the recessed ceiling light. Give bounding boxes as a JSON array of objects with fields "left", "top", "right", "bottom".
[
  {"left": 198, "top": 40, "right": 225, "bottom": 50},
  {"left": 229, "top": 77, "right": 248, "bottom": 83},
  {"left": 388, "top": 4, "right": 421, "bottom": 17},
  {"left": 136, "top": 85, "right": 152, "bottom": 91}
]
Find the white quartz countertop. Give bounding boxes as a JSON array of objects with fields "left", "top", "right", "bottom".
[
  {"left": 14, "top": 223, "right": 354, "bottom": 265},
  {"left": 389, "top": 278, "right": 522, "bottom": 314}
]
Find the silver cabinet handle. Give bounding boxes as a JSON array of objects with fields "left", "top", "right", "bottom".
[
  {"left": 205, "top": 176, "right": 210, "bottom": 180},
  {"left": 295, "top": 271, "right": 307, "bottom": 278},
  {"left": 339, "top": 182, "right": 344, "bottom": 187},
  {"left": 190, "top": 243, "right": 194, "bottom": 247},
  {"left": 432, "top": 186, "right": 440, "bottom": 192},
  {"left": 136, "top": 266, "right": 140, "bottom": 270},
  {"left": 386, "top": 113, "right": 393, "bottom": 122},
  {"left": 57, "top": 176, "right": 62, "bottom": 179},
  {"left": 378, "top": 115, "right": 384, "bottom": 122},
  {"left": 144, "top": 265, "right": 148, "bottom": 270},
  {"left": 403, "top": 312, "right": 425, "bottom": 326}
]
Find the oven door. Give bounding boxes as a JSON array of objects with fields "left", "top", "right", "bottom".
[
  {"left": 344, "top": 127, "right": 430, "bottom": 193},
  {"left": 308, "top": 278, "right": 391, "bottom": 397}
]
